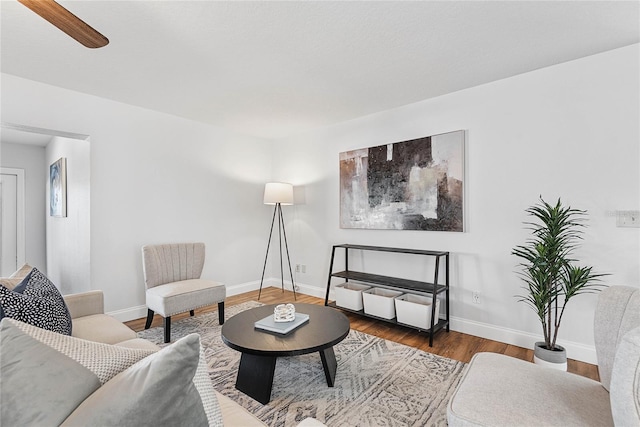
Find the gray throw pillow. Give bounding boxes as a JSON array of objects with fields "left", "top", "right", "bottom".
[
  {"left": 62, "top": 334, "right": 217, "bottom": 427},
  {"left": 0, "top": 318, "right": 154, "bottom": 425}
]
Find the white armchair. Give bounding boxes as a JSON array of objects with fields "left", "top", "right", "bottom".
[
  {"left": 142, "top": 242, "right": 226, "bottom": 343},
  {"left": 447, "top": 285, "right": 640, "bottom": 426}
]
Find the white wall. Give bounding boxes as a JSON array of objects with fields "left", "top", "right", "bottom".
[
  {"left": 2, "top": 44, "right": 637, "bottom": 364},
  {"left": 273, "top": 44, "right": 640, "bottom": 363},
  {"left": 45, "top": 136, "right": 91, "bottom": 294},
  {"left": 0, "top": 142, "right": 47, "bottom": 273},
  {"left": 0, "top": 73, "right": 274, "bottom": 316}
]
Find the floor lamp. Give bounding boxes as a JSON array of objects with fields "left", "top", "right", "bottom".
[{"left": 258, "top": 182, "right": 297, "bottom": 300}]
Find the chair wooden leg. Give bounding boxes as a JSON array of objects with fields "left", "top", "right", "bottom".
[
  {"left": 190, "top": 310, "right": 195, "bottom": 316},
  {"left": 218, "top": 301, "right": 225, "bottom": 325},
  {"left": 144, "top": 309, "right": 155, "bottom": 329},
  {"left": 164, "top": 316, "right": 171, "bottom": 343}
]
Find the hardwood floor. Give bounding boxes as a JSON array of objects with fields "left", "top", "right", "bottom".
[{"left": 125, "top": 287, "right": 600, "bottom": 381}]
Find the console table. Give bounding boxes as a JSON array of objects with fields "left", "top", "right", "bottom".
[{"left": 324, "top": 244, "right": 449, "bottom": 346}]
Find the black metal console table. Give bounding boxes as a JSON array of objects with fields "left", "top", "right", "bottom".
[{"left": 324, "top": 244, "right": 449, "bottom": 346}]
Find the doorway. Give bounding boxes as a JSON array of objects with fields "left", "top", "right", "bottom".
[{"left": 0, "top": 167, "right": 25, "bottom": 276}]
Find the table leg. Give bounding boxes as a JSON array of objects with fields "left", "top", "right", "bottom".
[
  {"left": 319, "top": 346, "right": 338, "bottom": 387},
  {"left": 235, "top": 352, "right": 277, "bottom": 404}
]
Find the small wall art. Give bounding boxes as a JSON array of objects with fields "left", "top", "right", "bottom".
[
  {"left": 339, "top": 130, "right": 464, "bottom": 231},
  {"left": 50, "top": 157, "right": 67, "bottom": 217}
]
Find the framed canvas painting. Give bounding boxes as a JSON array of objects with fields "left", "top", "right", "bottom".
[
  {"left": 339, "top": 130, "right": 464, "bottom": 231},
  {"left": 50, "top": 157, "right": 67, "bottom": 217}
]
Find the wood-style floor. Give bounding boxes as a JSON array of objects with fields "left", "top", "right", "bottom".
[{"left": 125, "top": 287, "right": 599, "bottom": 381}]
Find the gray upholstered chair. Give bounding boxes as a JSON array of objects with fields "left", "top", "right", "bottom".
[
  {"left": 447, "top": 285, "right": 640, "bottom": 426},
  {"left": 142, "top": 242, "right": 226, "bottom": 343}
]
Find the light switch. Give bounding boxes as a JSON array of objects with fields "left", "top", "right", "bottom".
[{"left": 616, "top": 210, "right": 640, "bottom": 228}]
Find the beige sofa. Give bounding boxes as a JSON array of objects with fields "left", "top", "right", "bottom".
[
  {"left": 64, "top": 290, "right": 158, "bottom": 349},
  {"left": 2, "top": 266, "right": 322, "bottom": 427},
  {"left": 63, "top": 289, "right": 269, "bottom": 427}
]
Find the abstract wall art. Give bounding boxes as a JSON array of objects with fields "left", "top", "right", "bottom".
[
  {"left": 50, "top": 157, "right": 67, "bottom": 217},
  {"left": 339, "top": 130, "right": 464, "bottom": 231}
]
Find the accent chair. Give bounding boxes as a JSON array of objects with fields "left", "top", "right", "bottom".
[
  {"left": 142, "top": 242, "right": 226, "bottom": 343},
  {"left": 447, "top": 285, "right": 640, "bottom": 426}
]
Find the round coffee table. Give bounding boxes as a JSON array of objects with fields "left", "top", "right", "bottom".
[{"left": 221, "top": 303, "right": 350, "bottom": 404}]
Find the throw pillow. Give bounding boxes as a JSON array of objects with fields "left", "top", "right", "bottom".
[
  {"left": 0, "top": 318, "right": 223, "bottom": 427},
  {"left": 0, "top": 318, "right": 155, "bottom": 426},
  {"left": 0, "top": 267, "right": 72, "bottom": 335},
  {"left": 62, "top": 333, "right": 223, "bottom": 427}
]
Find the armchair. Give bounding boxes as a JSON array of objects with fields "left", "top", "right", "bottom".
[
  {"left": 142, "top": 242, "right": 226, "bottom": 343},
  {"left": 447, "top": 285, "right": 640, "bottom": 426}
]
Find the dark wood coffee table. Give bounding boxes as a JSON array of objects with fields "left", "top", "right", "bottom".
[{"left": 221, "top": 303, "right": 350, "bottom": 404}]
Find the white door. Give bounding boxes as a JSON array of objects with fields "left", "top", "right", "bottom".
[{"left": 0, "top": 168, "right": 25, "bottom": 276}]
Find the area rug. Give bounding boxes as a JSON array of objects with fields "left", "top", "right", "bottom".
[{"left": 137, "top": 301, "right": 464, "bottom": 427}]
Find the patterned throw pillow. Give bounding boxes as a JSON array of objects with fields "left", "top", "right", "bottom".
[{"left": 0, "top": 267, "right": 72, "bottom": 335}]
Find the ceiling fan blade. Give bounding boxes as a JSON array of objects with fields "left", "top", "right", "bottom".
[{"left": 18, "top": 0, "right": 109, "bottom": 48}]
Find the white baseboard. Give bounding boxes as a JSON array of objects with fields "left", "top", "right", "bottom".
[
  {"left": 449, "top": 316, "right": 597, "bottom": 364},
  {"left": 107, "top": 280, "right": 597, "bottom": 364},
  {"left": 108, "top": 305, "right": 148, "bottom": 323}
]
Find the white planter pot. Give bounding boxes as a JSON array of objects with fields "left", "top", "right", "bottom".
[{"left": 533, "top": 342, "right": 567, "bottom": 371}]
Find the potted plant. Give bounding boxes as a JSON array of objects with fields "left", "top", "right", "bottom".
[{"left": 512, "top": 197, "right": 605, "bottom": 370}]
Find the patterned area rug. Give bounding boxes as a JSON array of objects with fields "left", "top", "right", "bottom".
[{"left": 138, "top": 301, "right": 464, "bottom": 427}]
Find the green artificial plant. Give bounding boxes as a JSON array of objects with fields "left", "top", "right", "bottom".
[{"left": 512, "top": 197, "right": 606, "bottom": 351}]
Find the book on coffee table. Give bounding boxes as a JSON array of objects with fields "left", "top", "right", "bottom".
[{"left": 254, "top": 313, "right": 310, "bottom": 334}]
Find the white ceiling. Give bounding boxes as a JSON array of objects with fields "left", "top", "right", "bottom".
[
  {"left": 0, "top": 127, "right": 53, "bottom": 146},
  {"left": 1, "top": 1, "right": 638, "bottom": 140}
]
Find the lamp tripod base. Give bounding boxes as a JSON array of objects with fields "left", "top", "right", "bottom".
[{"left": 258, "top": 203, "right": 296, "bottom": 300}]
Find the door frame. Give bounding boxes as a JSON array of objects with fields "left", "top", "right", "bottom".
[{"left": 0, "top": 167, "right": 26, "bottom": 270}]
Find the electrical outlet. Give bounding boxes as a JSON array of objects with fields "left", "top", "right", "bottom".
[
  {"left": 617, "top": 210, "right": 640, "bottom": 228},
  {"left": 295, "top": 264, "right": 300, "bottom": 273},
  {"left": 472, "top": 291, "right": 481, "bottom": 304}
]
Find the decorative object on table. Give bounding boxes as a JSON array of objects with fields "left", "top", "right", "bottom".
[
  {"left": 512, "top": 197, "right": 606, "bottom": 370},
  {"left": 254, "top": 312, "right": 310, "bottom": 335},
  {"left": 339, "top": 130, "right": 464, "bottom": 231},
  {"left": 258, "top": 182, "right": 297, "bottom": 300},
  {"left": 273, "top": 303, "right": 295, "bottom": 322},
  {"left": 49, "top": 157, "right": 67, "bottom": 217}
]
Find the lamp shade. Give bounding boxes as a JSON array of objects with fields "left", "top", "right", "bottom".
[{"left": 264, "top": 182, "right": 294, "bottom": 205}]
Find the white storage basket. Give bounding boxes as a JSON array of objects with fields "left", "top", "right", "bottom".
[
  {"left": 334, "top": 282, "right": 371, "bottom": 311},
  {"left": 362, "top": 288, "right": 404, "bottom": 319},
  {"left": 395, "top": 293, "right": 441, "bottom": 329}
]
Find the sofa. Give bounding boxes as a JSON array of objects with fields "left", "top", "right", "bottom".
[
  {"left": 447, "top": 285, "right": 640, "bottom": 426},
  {"left": 65, "top": 290, "right": 325, "bottom": 427},
  {"left": 63, "top": 290, "right": 271, "bottom": 426},
  {"left": 1, "top": 265, "right": 322, "bottom": 426}
]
